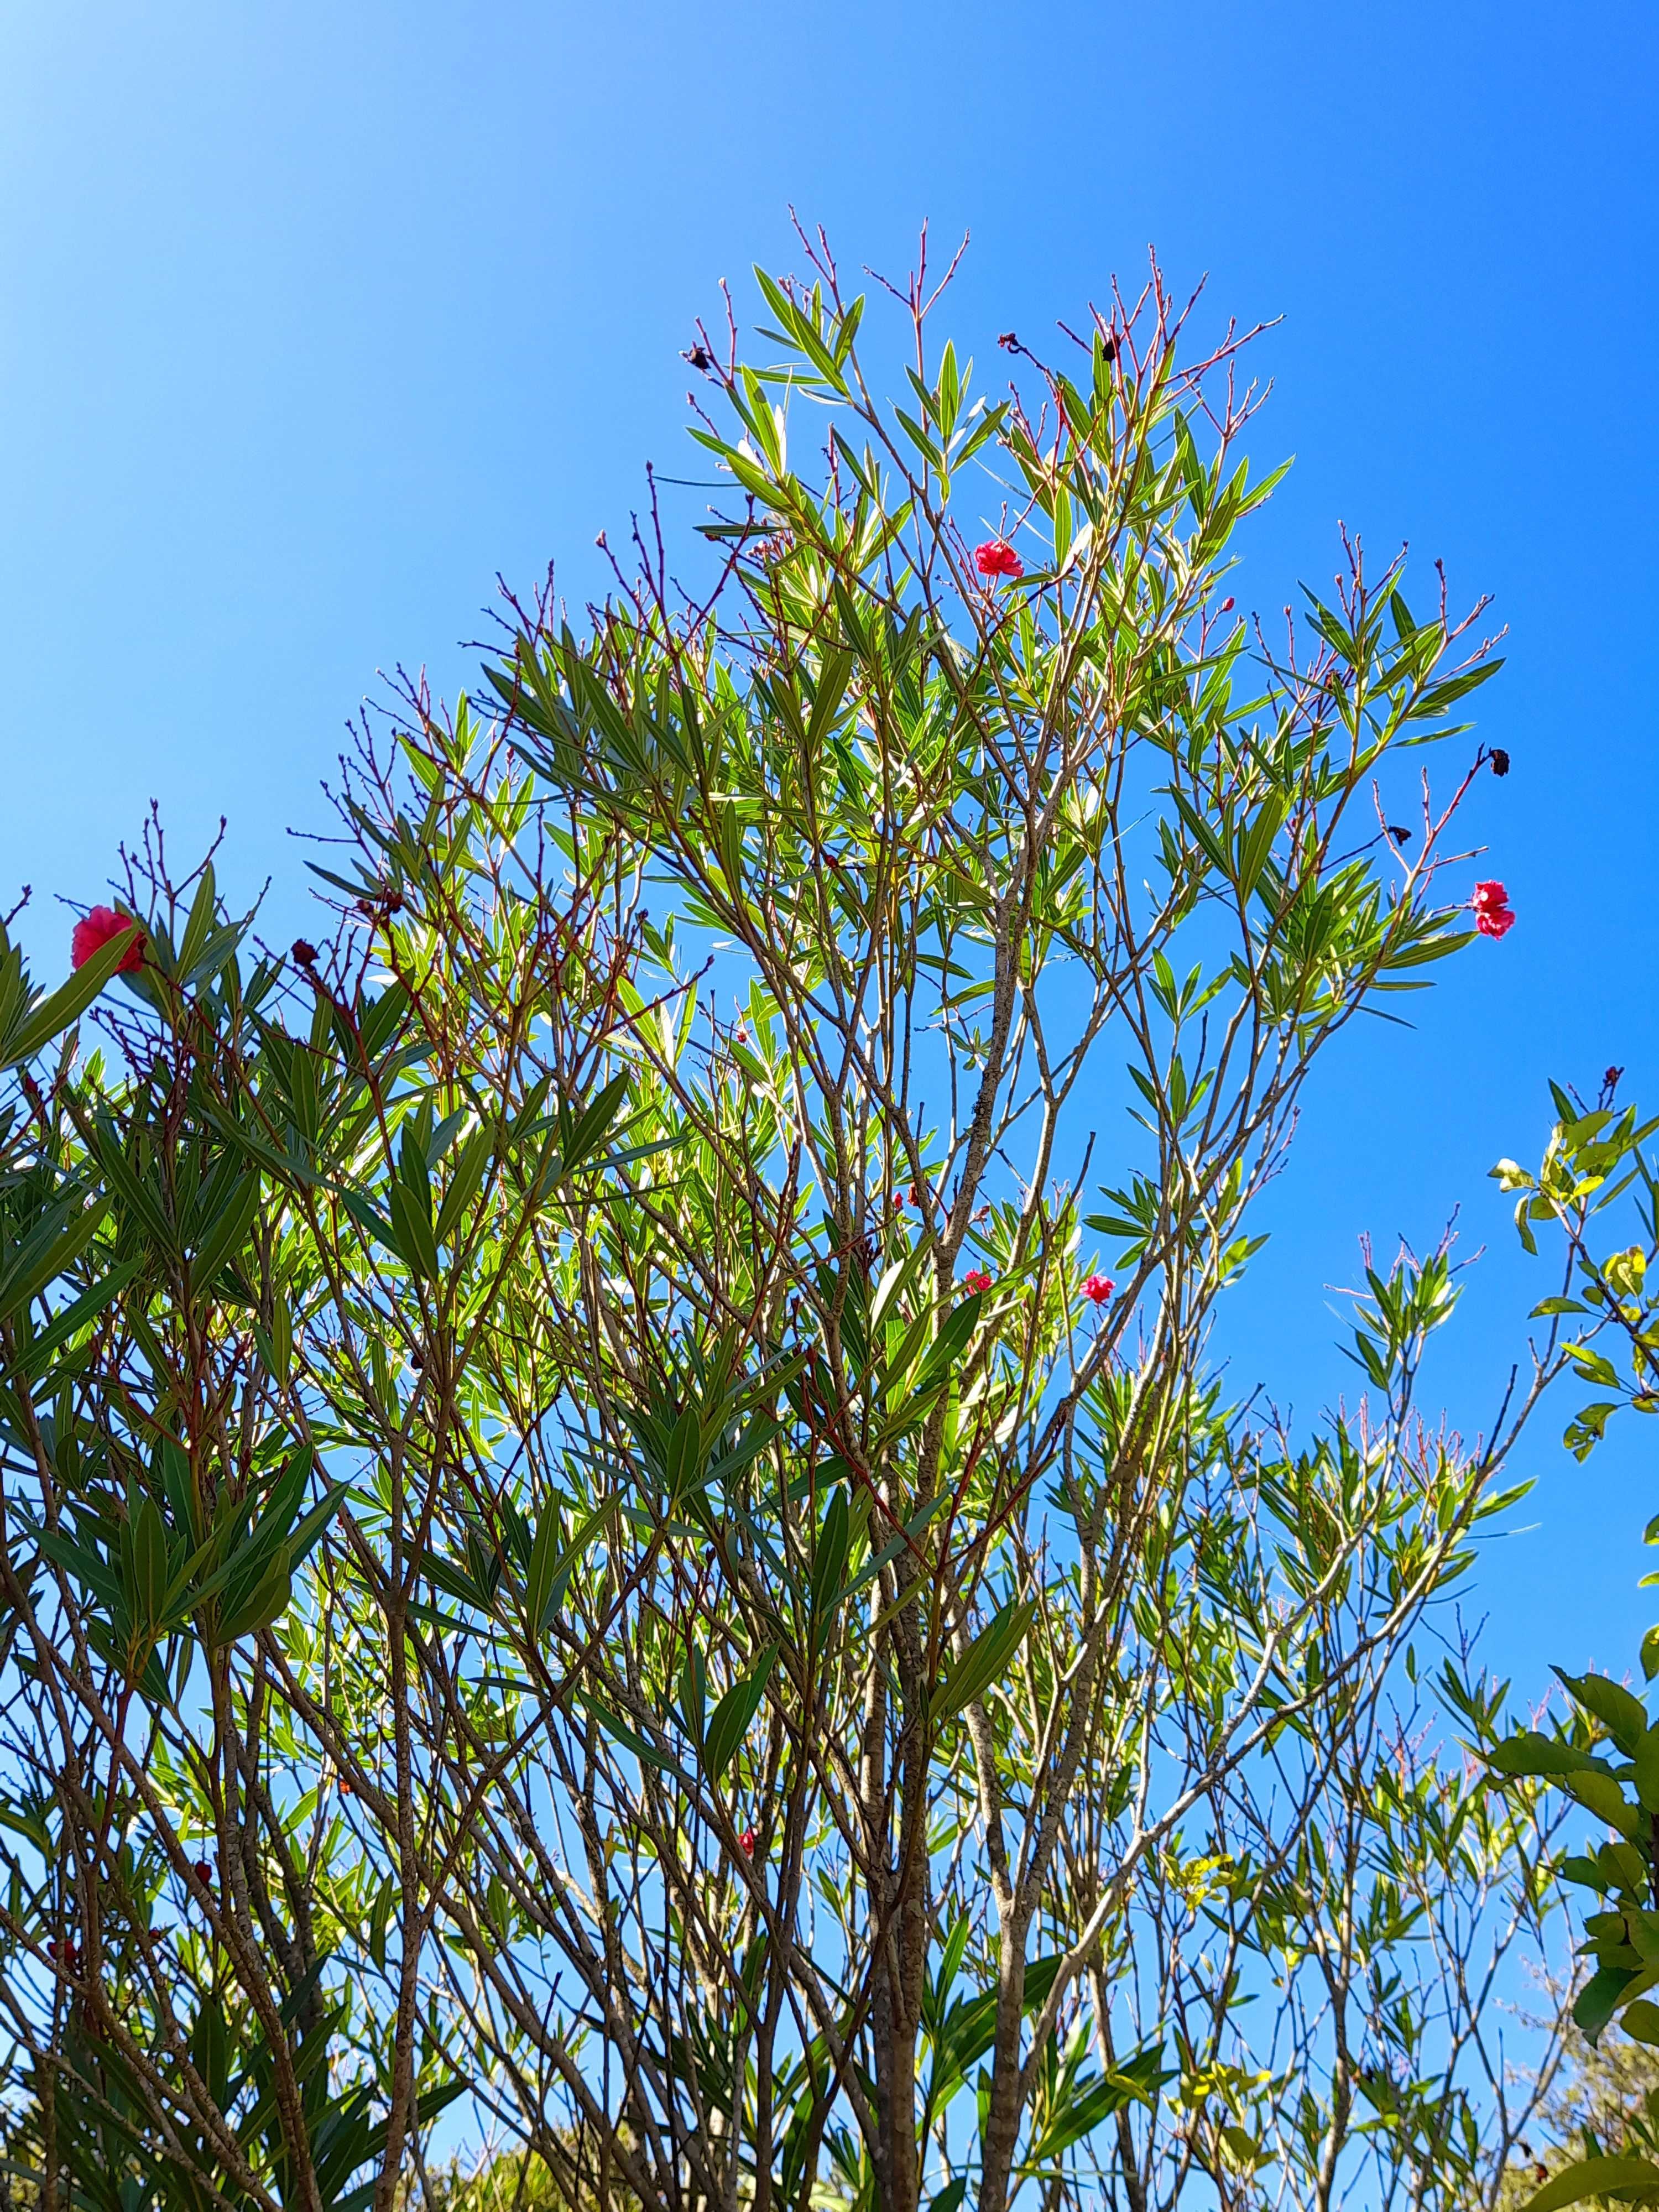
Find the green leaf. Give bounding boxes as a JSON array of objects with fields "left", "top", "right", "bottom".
[
  {"left": 523, "top": 1495, "right": 615, "bottom": 1641},
  {"left": 434, "top": 1126, "right": 492, "bottom": 1249},
  {"left": 387, "top": 1130, "right": 440, "bottom": 1281},
  {"left": 14, "top": 1254, "right": 145, "bottom": 1382},
  {"left": 932, "top": 1600, "right": 1035, "bottom": 1726},
  {"left": 580, "top": 1692, "right": 686, "bottom": 1780},
  {"left": 1565, "top": 1401, "right": 1621, "bottom": 1460},
  {"left": 664, "top": 1407, "right": 702, "bottom": 1503},
  {"left": 811, "top": 1487, "right": 851, "bottom": 1637},
  {"left": 560, "top": 1073, "right": 631, "bottom": 1175},
  {"left": 1219, "top": 2125, "right": 1265, "bottom": 2168},
  {"left": 0, "top": 1194, "right": 110, "bottom": 1322},
  {"left": 128, "top": 1494, "right": 169, "bottom": 1636},
  {"left": 703, "top": 1645, "right": 779, "bottom": 1782},
  {"left": 1567, "top": 1345, "right": 1622, "bottom": 1390},
  {"left": 190, "top": 1166, "right": 260, "bottom": 1285},
  {"left": 1234, "top": 796, "right": 1287, "bottom": 901},
  {"left": 1563, "top": 1768, "right": 1641, "bottom": 1839},
  {"left": 38, "top": 1526, "right": 123, "bottom": 1615},
  {"left": 1558, "top": 1670, "right": 1649, "bottom": 1757},
  {"left": 215, "top": 1556, "right": 294, "bottom": 1644},
  {"left": 175, "top": 862, "right": 219, "bottom": 981},
  {"left": 4, "top": 921, "right": 143, "bottom": 1065},
  {"left": 938, "top": 1955, "right": 1067, "bottom": 2083},
  {"left": 679, "top": 1639, "right": 707, "bottom": 1745},
  {"left": 522, "top": 1499, "right": 565, "bottom": 1642},
  {"left": 1575, "top": 1964, "right": 1647, "bottom": 2040},
  {"left": 184, "top": 1455, "right": 333, "bottom": 1619},
  {"left": 904, "top": 1292, "right": 982, "bottom": 1405},
  {"left": 1028, "top": 2056, "right": 1162, "bottom": 2164},
  {"left": 280, "top": 1479, "right": 352, "bottom": 1575},
  {"left": 87, "top": 1114, "right": 177, "bottom": 1254},
  {"left": 1635, "top": 1731, "right": 1659, "bottom": 1814},
  {"left": 1486, "top": 1730, "right": 1604, "bottom": 1780},
  {"left": 1518, "top": 2157, "right": 1659, "bottom": 2212}
]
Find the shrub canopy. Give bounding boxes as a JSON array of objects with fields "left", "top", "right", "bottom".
[{"left": 0, "top": 241, "right": 1595, "bottom": 2212}]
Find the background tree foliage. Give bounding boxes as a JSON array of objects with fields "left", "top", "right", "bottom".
[
  {"left": 1474, "top": 1089, "right": 1659, "bottom": 2212},
  {"left": 0, "top": 238, "right": 1594, "bottom": 2212}
]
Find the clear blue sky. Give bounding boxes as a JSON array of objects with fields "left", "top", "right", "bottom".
[{"left": 2, "top": 0, "right": 1654, "bottom": 1697}]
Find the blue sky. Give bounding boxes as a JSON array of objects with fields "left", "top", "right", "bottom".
[{"left": 2, "top": 0, "right": 1654, "bottom": 1695}]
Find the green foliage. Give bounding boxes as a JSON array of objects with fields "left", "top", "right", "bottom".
[
  {"left": 1484, "top": 1086, "right": 1659, "bottom": 2211},
  {"left": 0, "top": 241, "right": 1563, "bottom": 2212}
]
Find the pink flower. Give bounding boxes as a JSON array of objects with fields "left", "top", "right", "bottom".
[
  {"left": 1083, "top": 1274, "right": 1114, "bottom": 1306},
  {"left": 1469, "top": 880, "right": 1516, "bottom": 939},
  {"left": 70, "top": 905, "right": 145, "bottom": 974},
  {"left": 963, "top": 1269, "right": 993, "bottom": 1295},
  {"left": 974, "top": 539, "right": 1024, "bottom": 581},
  {"left": 740, "top": 1827, "right": 757, "bottom": 1859}
]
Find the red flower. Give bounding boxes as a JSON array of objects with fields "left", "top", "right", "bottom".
[
  {"left": 739, "top": 1827, "right": 757, "bottom": 1858},
  {"left": 974, "top": 539, "right": 1024, "bottom": 581},
  {"left": 963, "top": 1269, "right": 993, "bottom": 1295},
  {"left": 1083, "top": 1274, "right": 1114, "bottom": 1306},
  {"left": 1469, "top": 880, "right": 1516, "bottom": 939},
  {"left": 70, "top": 905, "right": 145, "bottom": 973},
  {"left": 1219, "top": 597, "right": 1235, "bottom": 613}
]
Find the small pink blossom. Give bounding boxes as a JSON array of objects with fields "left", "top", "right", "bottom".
[
  {"left": 70, "top": 905, "right": 145, "bottom": 973},
  {"left": 963, "top": 1269, "right": 993, "bottom": 1296},
  {"left": 1469, "top": 880, "right": 1516, "bottom": 939},
  {"left": 740, "top": 1827, "right": 757, "bottom": 1859},
  {"left": 974, "top": 539, "right": 1024, "bottom": 581},
  {"left": 1083, "top": 1274, "right": 1114, "bottom": 1306}
]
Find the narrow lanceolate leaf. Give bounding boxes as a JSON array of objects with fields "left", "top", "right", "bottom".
[
  {"left": 14, "top": 1254, "right": 145, "bottom": 1381},
  {"left": 1233, "top": 796, "right": 1287, "bottom": 901},
  {"left": 932, "top": 1600, "right": 1036, "bottom": 1725},
  {"left": 0, "top": 1194, "right": 109, "bottom": 1322},
  {"left": 37, "top": 1526, "right": 124, "bottom": 1615},
  {"left": 580, "top": 1692, "right": 687, "bottom": 1781},
  {"left": 810, "top": 1487, "right": 851, "bottom": 1636},
  {"left": 4, "top": 922, "right": 143, "bottom": 1065},
  {"left": 215, "top": 1557, "right": 294, "bottom": 1644},
  {"left": 83, "top": 1114, "right": 178, "bottom": 1255},
  {"left": 560, "top": 1073, "right": 632, "bottom": 1175},
  {"left": 433, "top": 1125, "right": 492, "bottom": 1249},
  {"left": 189, "top": 1166, "right": 260, "bottom": 1285},
  {"left": 523, "top": 1495, "right": 617, "bottom": 1642},
  {"left": 388, "top": 1131, "right": 440, "bottom": 1281},
  {"left": 127, "top": 1494, "right": 169, "bottom": 1637},
  {"left": 703, "top": 1646, "right": 779, "bottom": 1782}
]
